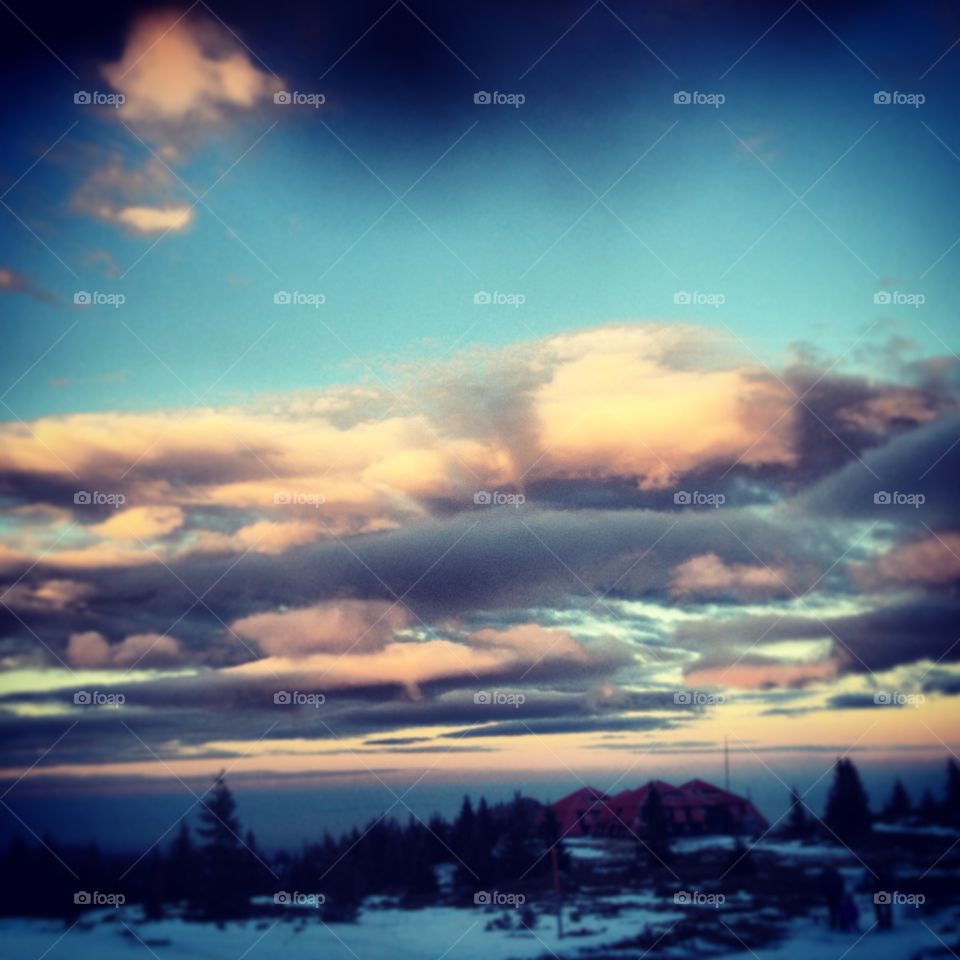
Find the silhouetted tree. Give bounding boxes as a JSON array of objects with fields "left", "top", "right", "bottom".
[
  {"left": 638, "top": 785, "right": 672, "bottom": 867},
  {"left": 167, "top": 821, "right": 198, "bottom": 905},
  {"left": 882, "top": 780, "right": 911, "bottom": 822},
  {"left": 944, "top": 758, "right": 960, "bottom": 827},
  {"left": 471, "top": 797, "right": 497, "bottom": 884},
  {"left": 500, "top": 792, "right": 538, "bottom": 881},
  {"left": 196, "top": 772, "right": 249, "bottom": 919},
  {"left": 824, "top": 758, "right": 871, "bottom": 846},
  {"left": 787, "top": 786, "right": 812, "bottom": 838},
  {"left": 142, "top": 848, "right": 166, "bottom": 920},
  {"left": 919, "top": 787, "right": 939, "bottom": 824},
  {"left": 538, "top": 804, "right": 570, "bottom": 875}
]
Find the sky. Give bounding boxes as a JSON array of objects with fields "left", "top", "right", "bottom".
[{"left": 1, "top": 0, "right": 959, "bottom": 847}]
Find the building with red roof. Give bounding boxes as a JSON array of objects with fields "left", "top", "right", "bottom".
[{"left": 550, "top": 778, "right": 768, "bottom": 839}]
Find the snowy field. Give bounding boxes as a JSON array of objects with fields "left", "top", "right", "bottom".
[
  {"left": 4, "top": 896, "right": 958, "bottom": 960},
  {"left": 2, "top": 901, "right": 680, "bottom": 960}
]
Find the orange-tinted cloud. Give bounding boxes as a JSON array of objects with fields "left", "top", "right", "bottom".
[
  {"left": 232, "top": 600, "right": 412, "bottom": 657},
  {"left": 852, "top": 531, "right": 960, "bottom": 587},
  {"left": 686, "top": 657, "right": 839, "bottom": 689},
  {"left": 103, "top": 10, "right": 279, "bottom": 128},
  {"left": 227, "top": 622, "right": 631, "bottom": 696},
  {"left": 670, "top": 552, "right": 790, "bottom": 599},
  {"left": 66, "top": 630, "right": 182, "bottom": 668}
]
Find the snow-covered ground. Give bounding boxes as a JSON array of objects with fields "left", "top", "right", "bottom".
[
  {"left": 1, "top": 899, "right": 682, "bottom": 960},
  {"left": 873, "top": 821, "right": 958, "bottom": 837},
  {"left": 4, "top": 897, "right": 956, "bottom": 960},
  {"left": 740, "top": 907, "right": 958, "bottom": 960}
]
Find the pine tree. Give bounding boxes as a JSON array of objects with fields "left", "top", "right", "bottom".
[
  {"left": 142, "top": 848, "right": 166, "bottom": 920},
  {"left": 476, "top": 799, "right": 496, "bottom": 863},
  {"left": 944, "top": 758, "right": 960, "bottom": 827},
  {"left": 787, "top": 786, "right": 811, "bottom": 838},
  {"left": 168, "top": 821, "right": 197, "bottom": 905},
  {"left": 919, "top": 787, "right": 939, "bottom": 824},
  {"left": 499, "top": 792, "right": 536, "bottom": 882},
  {"left": 196, "top": 772, "right": 249, "bottom": 919},
  {"left": 538, "top": 804, "right": 569, "bottom": 874},
  {"left": 453, "top": 796, "right": 475, "bottom": 859},
  {"left": 881, "top": 779, "right": 911, "bottom": 822},
  {"left": 823, "top": 758, "right": 872, "bottom": 846},
  {"left": 638, "top": 785, "right": 672, "bottom": 867}
]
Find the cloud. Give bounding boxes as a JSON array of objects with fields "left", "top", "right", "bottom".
[
  {"left": 0, "top": 322, "right": 957, "bottom": 770},
  {"left": 685, "top": 656, "right": 840, "bottom": 690},
  {"left": 523, "top": 326, "right": 799, "bottom": 488},
  {"left": 0, "top": 267, "right": 55, "bottom": 303},
  {"left": 226, "top": 622, "right": 632, "bottom": 698},
  {"left": 0, "top": 578, "right": 94, "bottom": 613},
  {"left": 89, "top": 506, "right": 184, "bottom": 541},
  {"left": 2, "top": 324, "right": 951, "bottom": 569},
  {"left": 102, "top": 10, "right": 279, "bottom": 130},
  {"left": 82, "top": 250, "right": 121, "bottom": 279},
  {"left": 112, "top": 205, "right": 194, "bottom": 234},
  {"left": 851, "top": 530, "right": 960, "bottom": 587},
  {"left": 66, "top": 630, "right": 182, "bottom": 669},
  {"left": 669, "top": 552, "right": 790, "bottom": 599},
  {"left": 72, "top": 156, "right": 195, "bottom": 236},
  {"left": 191, "top": 520, "right": 320, "bottom": 556},
  {"left": 232, "top": 600, "right": 412, "bottom": 657}
]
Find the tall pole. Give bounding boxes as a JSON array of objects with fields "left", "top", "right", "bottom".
[{"left": 551, "top": 844, "right": 563, "bottom": 938}]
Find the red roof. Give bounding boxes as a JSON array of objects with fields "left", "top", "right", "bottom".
[
  {"left": 550, "top": 787, "right": 612, "bottom": 837},
  {"left": 550, "top": 778, "right": 769, "bottom": 836}
]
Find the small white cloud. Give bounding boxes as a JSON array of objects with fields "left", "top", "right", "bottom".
[
  {"left": 113, "top": 205, "right": 195, "bottom": 235},
  {"left": 72, "top": 156, "right": 195, "bottom": 236}
]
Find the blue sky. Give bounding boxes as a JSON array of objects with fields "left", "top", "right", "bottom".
[{"left": 2, "top": 0, "right": 959, "bottom": 418}]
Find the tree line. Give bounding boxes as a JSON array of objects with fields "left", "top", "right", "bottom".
[{"left": 1, "top": 757, "right": 957, "bottom": 922}]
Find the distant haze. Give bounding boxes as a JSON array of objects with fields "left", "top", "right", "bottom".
[{"left": 1, "top": 754, "right": 947, "bottom": 853}]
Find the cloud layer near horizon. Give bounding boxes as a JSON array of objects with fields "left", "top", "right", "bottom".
[{"left": 0, "top": 322, "right": 958, "bottom": 774}]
